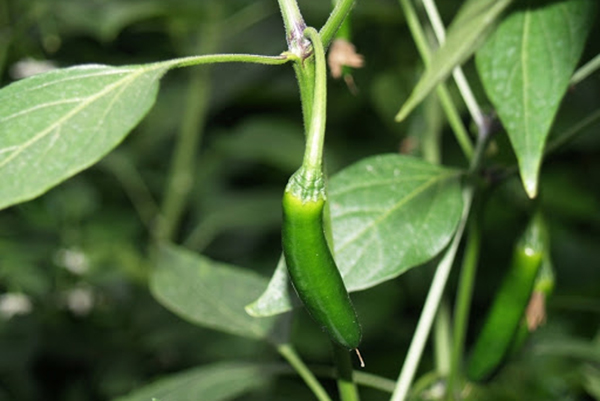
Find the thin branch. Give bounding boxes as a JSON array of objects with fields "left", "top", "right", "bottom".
[{"left": 420, "top": 0, "right": 485, "bottom": 131}]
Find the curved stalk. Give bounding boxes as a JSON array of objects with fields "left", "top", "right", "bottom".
[
  {"left": 301, "top": 27, "right": 328, "bottom": 173},
  {"left": 163, "top": 52, "right": 292, "bottom": 70},
  {"left": 278, "top": 344, "right": 333, "bottom": 401}
]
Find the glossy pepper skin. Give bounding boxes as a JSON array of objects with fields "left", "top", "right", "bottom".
[
  {"left": 282, "top": 168, "right": 362, "bottom": 350},
  {"left": 466, "top": 213, "right": 547, "bottom": 382}
]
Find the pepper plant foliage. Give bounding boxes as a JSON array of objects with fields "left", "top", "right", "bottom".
[{"left": 1, "top": 0, "right": 599, "bottom": 400}]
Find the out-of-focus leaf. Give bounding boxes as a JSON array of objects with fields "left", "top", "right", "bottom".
[
  {"left": 584, "top": 365, "right": 600, "bottom": 400},
  {"left": 540, "top": 166, "right": 600, "bottom": 225},
  {"left": 113, "top": 362, "right": 274, "bottom": 401},
  {"left": 186, "top": 189, "right": 282, "bottom": 251},
  {"left": 54, "top": 0, "right": 167, "bottom": 42},
  {"left": 396, "top": 0, "right": 513, "bottom": 122},
  {"left": 213, "top": 118, "right": 304, "bottom": 172},
  {"left": 151, "top": 244, "right": 285, "bottom": 342},
  {"left": 476, "top": 0, "right": 596, "bottom": 198},
  {"left": 245, "top": 255, "right": 294, "bottom": 317},
  {"left": 533, "top": 338, "right": 600, "bottom": 363},
  {"left": 247, "top": 154, "right": 463, "bottom": 316},
  {"left": 0, "top": 63, "right": 168, "bottom": 210}
]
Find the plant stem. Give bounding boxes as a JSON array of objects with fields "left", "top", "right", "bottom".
[
  {"left": 101, "top": 151, "right": 159, "bottom": 231},
  {"left": 293, "top": 58, "right": 317, "bottom": 131},
  {"left": 570, "top": 52, "right": 600, "bottom": 86},
  {"left": 277, "top": 0, "right": 308, "bottom": 57},
  {"left": 331, "top": 0, "right": 352, "bottom": 42},
  {"left": 332, "top": 342, "right": 361, "bottom": 401},
  {"left": 351, "top": 371, "right": 395, "bottom": 393},
  {"left": 420, "top": 0, "right": 485, "bottom": 132},
  {"left": 390, "top": 123, "right": 490, "bottom": 401},
  {"left": 278, "top": 344, "right": 333, "bottom": 401},
  {"left": 447, "top": 216, "right": 481, "bottom": 399},
  {"left": 281, "top": 364, "right": 397, "bottom": 393},
  {"left": 276, "top": 0, "right": 317, "bottom": 129},
  {"left": 165, "top": 52, "right": 292, "bottom": 70},
  {"left": 399, "top": 0, "right": 473, "bottom": 160},
  {"left": 433, "top": 300, "right": 452, "bottom": 377},
  {"left": 390, "top": 185, "right": 473, "bottom": 401},
  {"left": 301, "top": 27, "right": 328, "bottom": 173},
  {"left": 320, "top": 0, "right": 355, "bottom": 48},
  {"left": 156, "top": 20, "right": 219, "bottom": 242}
]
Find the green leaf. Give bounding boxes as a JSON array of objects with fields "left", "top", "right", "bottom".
[
  {"left": 54, "top": 0, "right": 167, "bottom": 42},
  {"left": 247, "top": 154, "right": 463, "bottom": 316},
  {"left": 151, "top": 244, "right": 285, "bottom": 342},
  {"left": 113, "top": 362, "right": 274, "bottom": 401},
  {"left": 330, "top": 154, "right": 463, "bottom": 287},
  {"left": 533, "top": 338, "right": 600, "bottom": 364},
  {"left": 396, "top": 0, "right": 513, "bottom": 122},
  {"left": 476, "top": 0, "right": 596, "bottom": 198},
  {"left": 583, "top": 365, "right": 600, "bottom": 400},
  {"left": 0, "top": 63, "right": 168, "bottom": 210},
  {"left": 245, "top": 255, "right": 294, "bottom": 317}
]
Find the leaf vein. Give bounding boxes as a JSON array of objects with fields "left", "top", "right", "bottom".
[{"left": 0, "top": 68, "right": 148, "bottom": 171}]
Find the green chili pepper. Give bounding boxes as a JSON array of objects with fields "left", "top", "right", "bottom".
[
  {"left": 282, "top": 167, "right": 362, "bottom": 350},
  {"left": 509, "top": 254, "right": 555, "bottom": 355},
  {"left": 281, "top": 27, "right": 362, "bottom": 352},
  {"left": 466, "top": 213, "right": 547, "bottom": 382}
]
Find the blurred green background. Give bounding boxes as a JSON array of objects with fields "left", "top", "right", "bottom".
[{"left": 1, "top": 0, "right": 599, "bottom": 400}]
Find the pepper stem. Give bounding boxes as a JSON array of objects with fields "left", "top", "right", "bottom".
[{"left": 301, "top": 27, "right": 328, "bottom": 175}]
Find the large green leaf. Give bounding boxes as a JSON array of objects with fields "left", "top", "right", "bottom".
[
  {"left": 396, "top": 0, "right": 513, "bottom": 122},
  {"left": 0, "top": 63, "right": 168, "bottom": 210},
  {"left": 476, "top": 0, "right": 596, "bottom": 198},
  {"left": 151, "top": 244, "right": 286, "bottom": 342},
  {"left": 247, "top": 154, "right": 463, "bottom": 316},
  {"left": 113, "top": 362, "right": 274, "bottom": 401}
]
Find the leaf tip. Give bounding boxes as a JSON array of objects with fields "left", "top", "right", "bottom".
[
  {"left": 244, "top": 302, "right": 260, "bottom": 317},
  {"left": 523, "top": 175, "right": 538, "bottom": 199},
  {"left": 395, "top": 105, "right": 409, "bottom": 122}
]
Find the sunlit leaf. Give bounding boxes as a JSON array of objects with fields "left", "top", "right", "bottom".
[
  {"left": 0, "top": 63, "right": 168, "bottom": 210},
  {"left": 396, "top": 0, "right": 513, "bottom": 122},
  {"left": 247, "top": 154, "right": 463, "bottom": 316},
  {"left": 476, "top": 0, "right": 596, "bottom": 198},
  {"left": 113, "top": 362, "right": 274, "bottom": 401}
]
